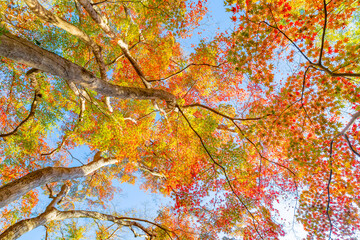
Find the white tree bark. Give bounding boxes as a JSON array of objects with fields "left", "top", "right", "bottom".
[
  {"left": 0, "top": 208, "right": 162, "bottom": 240},
  {"left": 24, "top": 0, "right": 114, "bottom": 112},
  {"left": 0, "top": 154, "right": 117, "bottom": 209},
  {"left": 0, "top": 33, "right": 176, "bottom": 107},
  {"left": 0, "top": 182, "right": 164, "bottom": 240}
]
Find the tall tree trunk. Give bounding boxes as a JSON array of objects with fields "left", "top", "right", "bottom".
[{"left": 0, "top": 33, "right": 176, "bottom": 107}]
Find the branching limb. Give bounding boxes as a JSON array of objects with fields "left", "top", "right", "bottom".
[
  {"left": 177, "top": 106, "right": 264, "bottom": 239},
  {"left": 148, "top": 63, "right": 224, "bottom": 83},
  {"left": 0, "top": 33, "right": 177, "bottom": 107},
  {"left": 344, "top": 134, "right": 360, "bottom": 158},
  {"left": 46, "top": 184, "right": 70, "bottom": 210},
  {"left": 182, "top": 103, "right": 272, "bottom": 121},
  {"left": 0, "top": 69, "right": 41, "bottom": 138},
  {"left": 122, "top": 3, "right": 145, "bottom": 42},
  {"left": 24, "top": 0, "right": 113, "bottom": 112},
  {"left": 106, "top": 40, "right": 140, "bottom": 66},
  {"left": 330, "top": 110, "right": 360, "bottom": 158},
  {"left": 259, "top": 16, "right": 360, "bottom": 78},
  {"left": 41, "top": 132, "right": 69, "bottom": 157},
  {"left": 0, "top": 184, "right": 175, "bottom": 240},
  {"left": 78, "top": 0, "right": 151, "bottom": 88},
  {"left": 67, "top": 81, "right": 87, "bottom": 120},
  {"left": 260, "top": 21, "right": 313, "bottom": 64},
  {"left": 0, "top": 152, "right": 118, "bottom": 208},
  {"left": 24, "top": 0, "right": 108, "bottom": 81},
  {"left": 232, "top": 121, "right": 297, "bottom": 179}
]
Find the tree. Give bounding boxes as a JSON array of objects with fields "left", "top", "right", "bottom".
[{"left": 0, "top": 0, "right": 359, "bottom": 239}]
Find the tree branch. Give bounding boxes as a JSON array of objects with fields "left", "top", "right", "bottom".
[
  {"left": 326, "top": 169, "right": 333, "bottom": 240},
  {"left": 148, "top": 63, "right": 224, "bottom": 83},
  {"left": 344, "top": 134, "right": 360, "bottom": 158},
  {"left": 0, "top": 152, "right": 117, "bottom": 208},
  {"left": 318, "top": 0, "right": 328, "bottom": 64},
  {"left": 260, "top": 21, "right": 313, "bottom": 64},
  {"left": 78, "top": 0, "right": 151, "bottom": 88},
  {"left": 182, "top": 103, "right": 272, "bottom": 121},
  {"left": 24, "top": 0, "right": 114, "bottom": 112},
  {"left": 177, "top": 106, "right": 264, "bottom": 239},
  {"left": 24, "top": 0, "right": 108, "bottom": 81},
  {"left": 334, "top": 111, "right": 360, "bottom": 139},
  {"left": 232, "top": 121, "right": 297, "bottom": 179},
  {"left": 0, "top": 196, "right": 175, "bottom": 240},
  {"left": 0, "top": 69, "right": 41, "bottom": 138},
  {"left": 0, "top": 32, "right": 176, "bottom": 108},
  {"left": 46, "top": 184, "right": 70, "bottom": 210}
]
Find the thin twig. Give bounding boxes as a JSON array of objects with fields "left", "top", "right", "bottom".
[
  {"left": 147, "top": 62, "right": 224, "bottom": 82},
  {"left": 183, "top": 103, "right": 272, "bottom": 121},
  {"left": 232, "top": 121, "right": 297, "bottom": 179},
  {"left": 0, "top": 69, "right": 41, "bottom": 138},
  {"left": 344, "top": 134, "right": 360, "bottom": 158},
  {"left": 318, "top": 0, "right": 328, "bottom": 64},
  {"left": 177, "top": 106, "right": 264, "bottom": 239}
]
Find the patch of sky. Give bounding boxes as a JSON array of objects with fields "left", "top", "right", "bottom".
[{"left": 178, "top": 0, "right": 235, "bottom": 56}]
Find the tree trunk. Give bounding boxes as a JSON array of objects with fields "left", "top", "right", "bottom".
[{"left": 0, "top": 33, "right": 176, "bottom": 107}]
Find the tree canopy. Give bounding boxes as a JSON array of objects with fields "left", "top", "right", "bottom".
[{"left": 0, "top": 0, "right": 360, "bottom": 239}]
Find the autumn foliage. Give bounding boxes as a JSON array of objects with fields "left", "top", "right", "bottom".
[{"left": 0, "top": 0, "right": 360, "bottom": 239}]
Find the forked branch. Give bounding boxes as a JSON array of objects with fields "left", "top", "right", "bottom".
[
  {"left": 177, "top": 106, "right": 264, "bottom": 239},
  {"left": 0, "top": 69, "right": 41, "bottom": 138},
  {"left": 183, "top": 103, "right": 272, "bottom": 121},
  {"left": 0, "top": 184, "right": 175, "bottom": 240},
  {"left": 0, "top": 152, "right": 118, "bottom": 208}
]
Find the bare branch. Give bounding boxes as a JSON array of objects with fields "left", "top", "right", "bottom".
[
  {"left": 46, "top": 184, "right": 70, "bottom": 210},
  {"left": 78, "top": 0, "right": 151, "bottom": 88},
  {"left": 148, "top": 63, "right": 224, "bottom": 83},
  {"left": 318, "top": 0, "right": 328, "bottom": 64},
  {"left": 0, "top": 69, "right": 41, "bottom": 138},
  {"left": 182, "top": 103, "right": 272, "bottom": 121},
  {"left": 344, "top": 134, "right": 360, "bottom": 158},
  {"left": 0, "top": 153, "right": 118, "bottom": 208},
  {"left": 177, "top": 106, "right": 264, "bottom": 239}
]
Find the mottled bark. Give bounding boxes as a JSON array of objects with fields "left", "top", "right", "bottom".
[
  {"left": 24, "top": 0, "right": 113, "bottom": 112},
  {"left": 0, "top": 33, "right": 176, "bottom": 107},
  {"left": 78, "top": 0, "right": 151, "bottom": 88},
  {"left": 0, "top": 155, "right": 117, "bottom": 209},
  {"left": 0, "top": 207, "right": 163, "bottom": 240},
  {"left": 24, "top": 0, "right": 107, "bottom": 80},
  {"left": 0, "top": 181, "right": 164, "bottom": 240}
]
